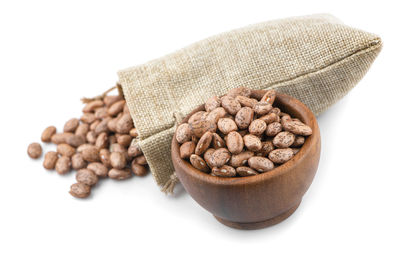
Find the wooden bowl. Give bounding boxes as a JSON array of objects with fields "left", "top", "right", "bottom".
[{"left": 171, "top": 90, "right": 321, "bottom": 230}]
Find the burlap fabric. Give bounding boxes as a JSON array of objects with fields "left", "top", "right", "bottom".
[{"left": 118, "top": 14, "right": 382, "bottom": 192}]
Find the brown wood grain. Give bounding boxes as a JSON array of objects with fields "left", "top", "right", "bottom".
[{"left": 171, "top": 91, "right": 321, "bottom": 230}]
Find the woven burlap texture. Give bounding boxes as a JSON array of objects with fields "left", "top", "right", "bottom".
[{"left": 118, "top": 14, "right": 382, "bottom": 191}]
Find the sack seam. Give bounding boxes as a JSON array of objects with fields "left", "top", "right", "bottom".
[{"left": 269, "top": 39, "right": 382, "bottom": 90}]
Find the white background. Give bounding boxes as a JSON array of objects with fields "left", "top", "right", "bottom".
[{"left": 0, "top": 0, "right": 399, "bottom": 252}]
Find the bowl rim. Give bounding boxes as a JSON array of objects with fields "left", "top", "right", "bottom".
[{"left": 171, "top": 91, "right": 319, "bottom": 186}]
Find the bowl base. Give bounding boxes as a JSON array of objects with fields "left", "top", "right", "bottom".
[{"left": 214, "top": 201, "right": 301, "bottom": 230}]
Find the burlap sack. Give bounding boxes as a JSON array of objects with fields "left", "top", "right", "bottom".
[{"left": 118, "top": 14, "right": 382, "bottom": 193}]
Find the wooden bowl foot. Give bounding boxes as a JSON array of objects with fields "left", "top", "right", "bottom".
[{"left": 214, "top": 201, "right": 301, "bottom": 230}]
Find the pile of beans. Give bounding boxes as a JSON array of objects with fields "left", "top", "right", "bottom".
[
  {"left": 175, "top": 87, "right": 312, "bottom": 177},
  {"left": 27, "top": 94, "right": 148, "bottom": 198}
]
